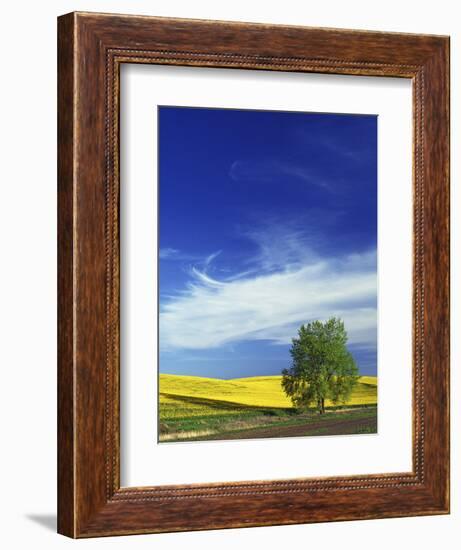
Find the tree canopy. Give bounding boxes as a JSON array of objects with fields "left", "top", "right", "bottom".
[{"left": 281, "top": 318, "right": 359, "bottom": 414}]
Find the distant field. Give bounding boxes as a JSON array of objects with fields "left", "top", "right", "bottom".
[{"left": 159, "top": 374, "right": 377, "bottom": 442}]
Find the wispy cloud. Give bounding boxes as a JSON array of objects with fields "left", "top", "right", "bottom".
[
  {"left": 159, "top": 247, "right": 181, "bottom": 259},
  {"left": 159, "top": 248, "right": 215, "bottom": 263},
  {"left": 204, "top": 250, "right": 222, "bottom": 267},
  {"left": 297, "top": 124, "right": 376, "bottom": 165},
  {"left": 160, "top": 226, "right": 377, "bottom": 352},
  {"left": 229, "top": 160, "right": 331, "bottom": 190},
  {"left": 242, "top": 222, "right": 319, "bottom": 273}
]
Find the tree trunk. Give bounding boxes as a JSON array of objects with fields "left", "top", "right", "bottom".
[{"left": 318, "top": 398, "right": 326, "bottom": 414}]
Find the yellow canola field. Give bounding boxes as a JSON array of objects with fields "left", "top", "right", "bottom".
[{"left": 159, "top": 374, "right": 377, "bottom": 419}]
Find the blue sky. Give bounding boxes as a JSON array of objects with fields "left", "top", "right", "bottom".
[{"left": 158, "top": 106, "right": 377, "bottom": 378}]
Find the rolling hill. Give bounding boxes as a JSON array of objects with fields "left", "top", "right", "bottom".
[{"left": 159, "top": 373, "right": 377, "bottom": 411}]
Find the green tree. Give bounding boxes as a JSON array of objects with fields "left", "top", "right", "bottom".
[{"left": 281, "top": 318, "right": 359, "bottom": 414}]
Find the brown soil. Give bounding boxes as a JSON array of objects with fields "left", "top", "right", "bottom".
[{"left": 197, "top": 414, "right": 377, "bottom": 441}]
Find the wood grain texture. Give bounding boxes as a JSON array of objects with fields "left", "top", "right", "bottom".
[
  {"left": 57, "top": 11, "right": 450, "bottom": 538},
  {"left": 57, "top": 12, "right": 75, "bottom": 538}
]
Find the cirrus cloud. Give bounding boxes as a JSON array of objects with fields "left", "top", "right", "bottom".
[{"left": 160, "top": 229, "right": 377, "bottom": 352}]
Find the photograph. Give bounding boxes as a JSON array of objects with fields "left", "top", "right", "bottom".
[
  {"left": 0, "top": 0, "right": 453, "bottom": 545},
  {"left": 158, "top": 105, "right": 378, "bottom": 443}
]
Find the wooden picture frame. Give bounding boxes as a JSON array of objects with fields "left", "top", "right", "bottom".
[{"left": 57, "top": 12, "right": 450, "bottom": 538}]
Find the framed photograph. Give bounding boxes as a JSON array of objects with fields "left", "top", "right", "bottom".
[{"left": 58, "top": 12, "right": 450, "bottom": 537}]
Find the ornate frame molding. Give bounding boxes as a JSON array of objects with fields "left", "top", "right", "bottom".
[{"left": 58, "top": 12, "right": 449, "bottom": 537}]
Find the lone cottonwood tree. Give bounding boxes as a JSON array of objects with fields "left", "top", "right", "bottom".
[{"left": 282, "top": 318, "right": 359, "bottom": 414}]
